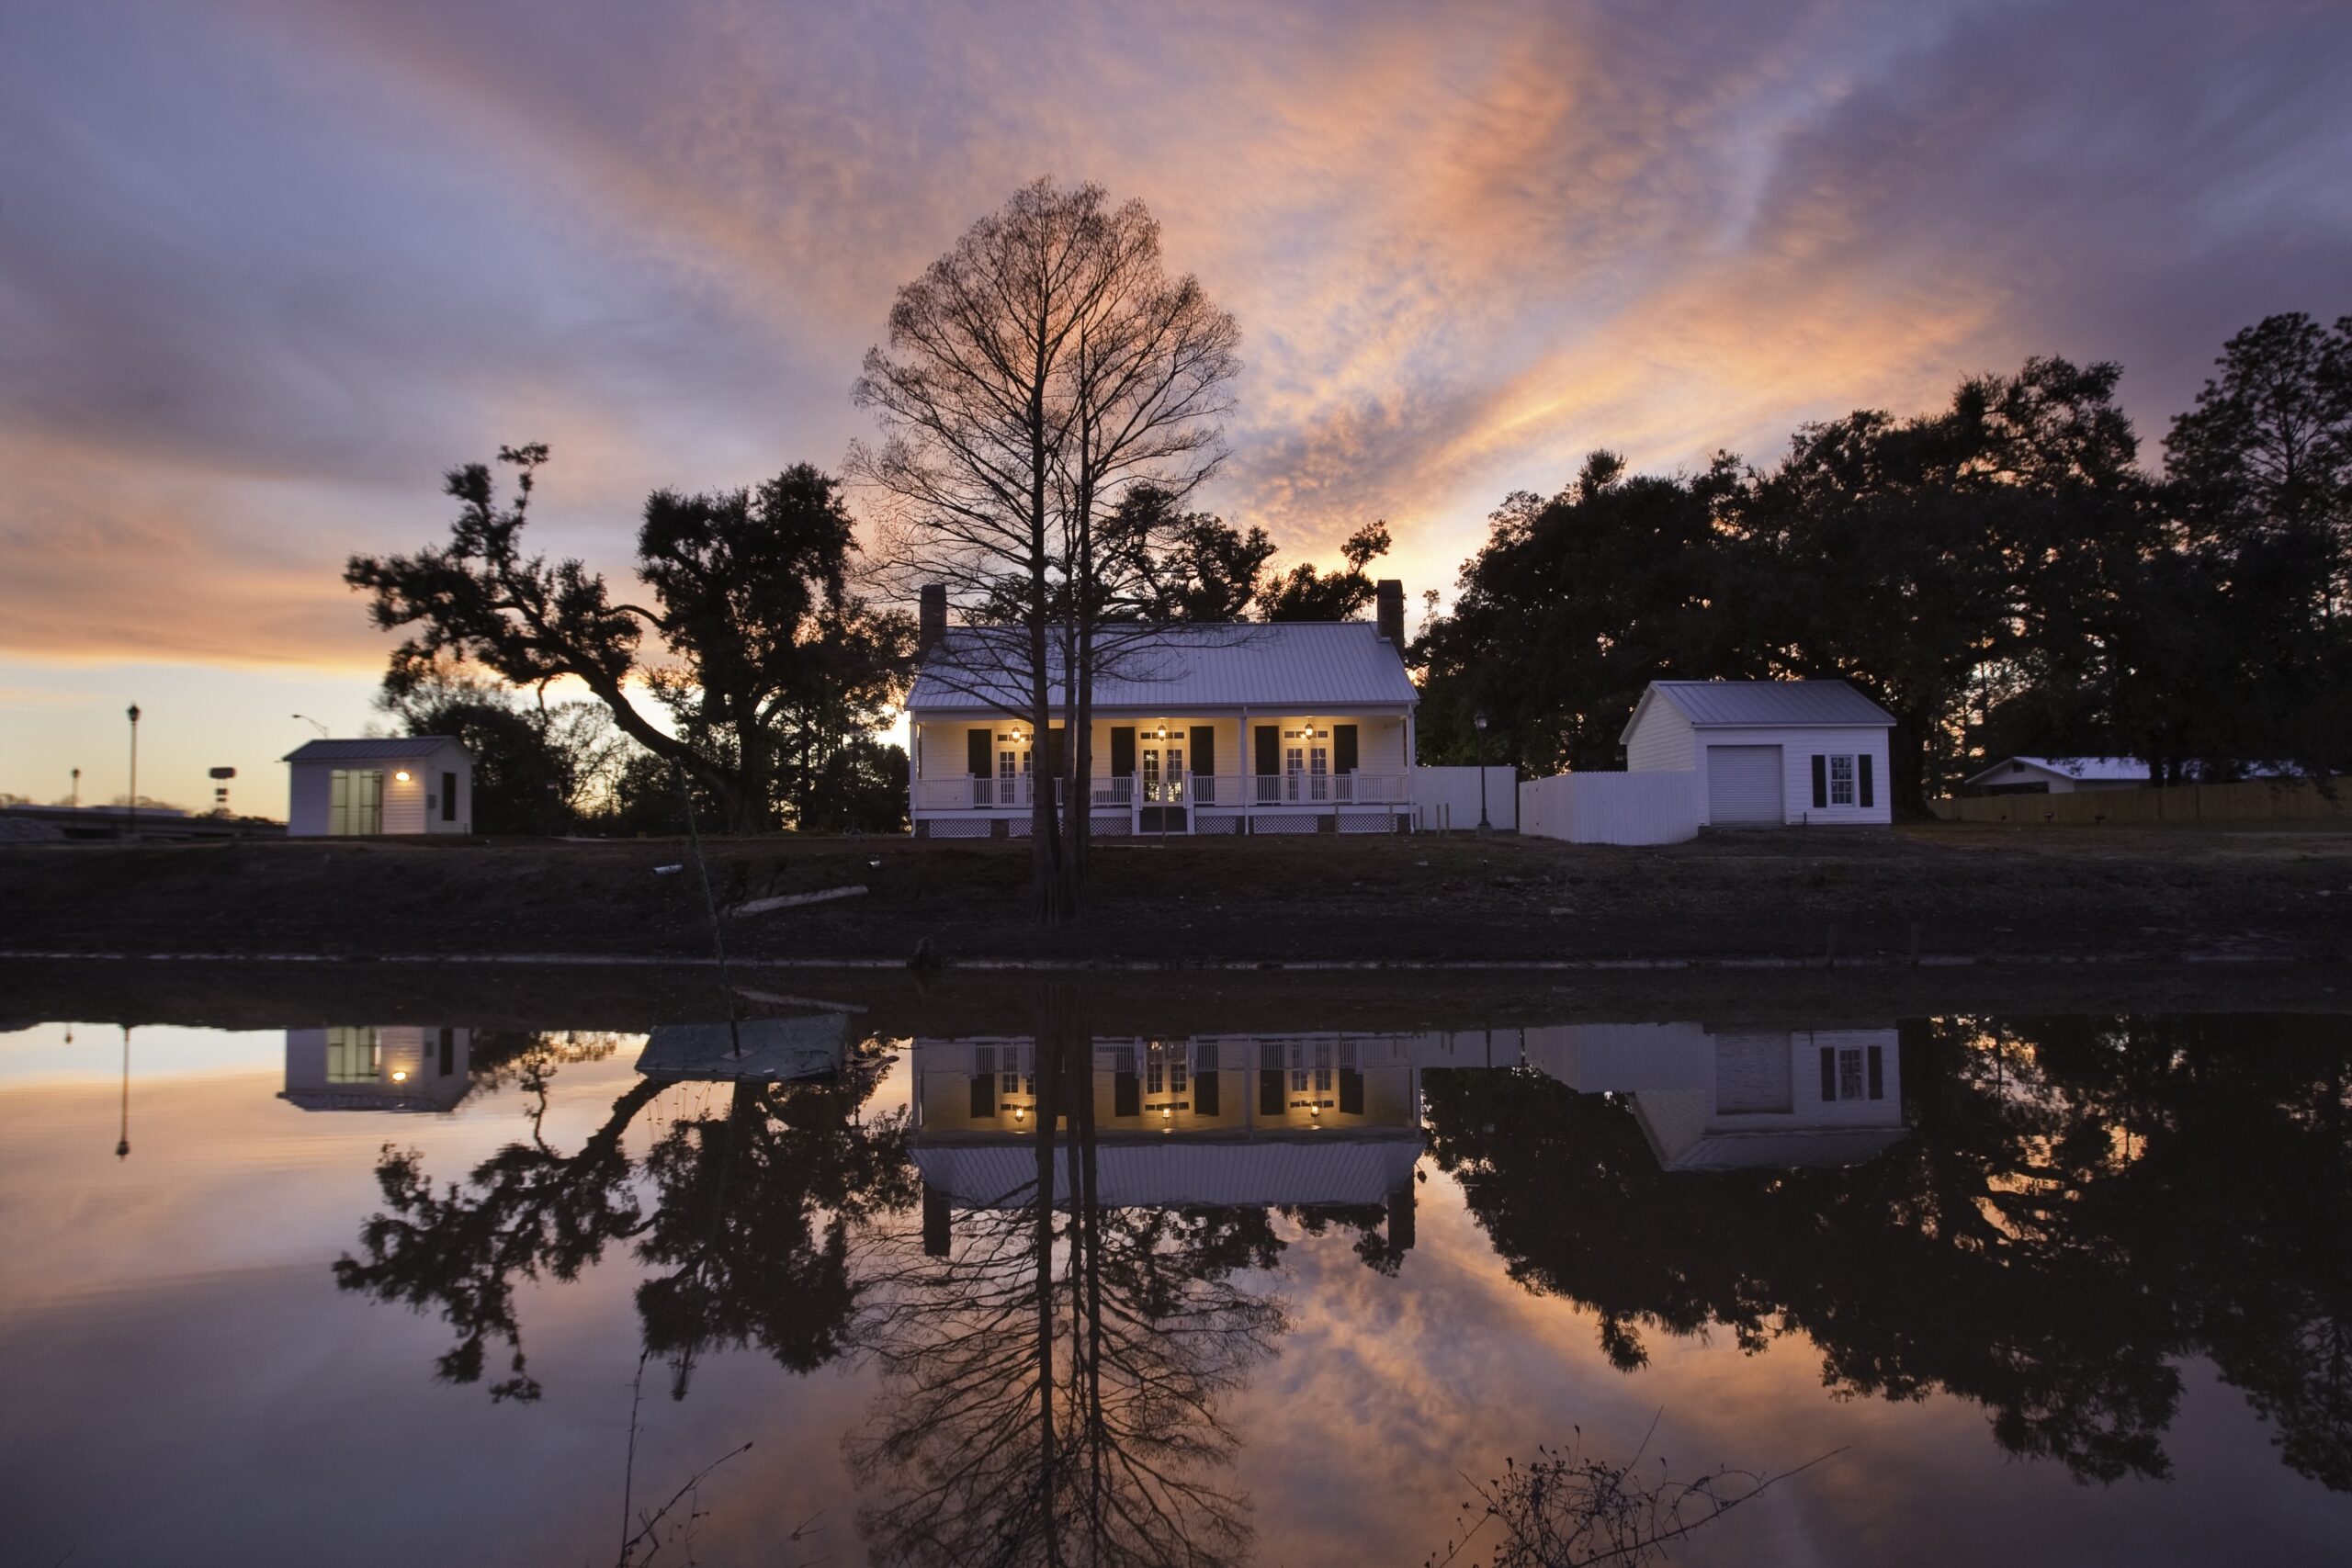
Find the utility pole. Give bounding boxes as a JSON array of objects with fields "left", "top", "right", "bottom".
[
  {"left": 126, "top": 704, "right": 141, "bottom": 842},
  {"left": 71, "top": 767, "right": 80, "bottom": 808}
]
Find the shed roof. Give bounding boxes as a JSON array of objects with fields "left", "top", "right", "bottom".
[
  {"left": 1962, "top": 755, "right": 2149, "bottom": 786},
  {"left": 1628, "top": 680, "right": 1894, "bottom": 738},
  {"left": 281, "top": 736, "right": 466, "bottom": 763},
  {"left": 907, "top": 622, "right": 1416, "bottom": 714}
]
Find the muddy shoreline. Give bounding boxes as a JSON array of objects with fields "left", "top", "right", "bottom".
[{"left": 5, "top": 822, "right": 2349, "bottom": 977}]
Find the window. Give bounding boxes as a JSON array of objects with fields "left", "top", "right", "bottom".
[
  {"left": 1828, "top": 754, "right": 1856, "bottom": 807},
  {"left": 1309, "top": 745, "right": 1329, "bottom": 801},
  {"left": 999, "top": 748, "right": 1018, "bottom": 805},
  {"left": 325, "top": 1026, "right": 380, "bottom": 1084},
  {"left": 1165, "top": 744, "right": 1184, "bottom": 802},
  {"left": 1142, "top": 749, "right": 1162, "bottom": 802},
  {"left": 1819, "top": 1043, "right": 1887, "bottom": 1101},
  {"left": 1838, "top": 1047, "right": 1864, "bottom": 1100}
]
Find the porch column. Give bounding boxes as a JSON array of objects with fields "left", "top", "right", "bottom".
[{"left": 1238, "top": 706, "right": 1250, "bottom": 835}]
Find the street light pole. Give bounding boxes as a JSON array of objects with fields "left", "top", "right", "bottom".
[
  {"left": 125, "top": 704, "right": 141, "bottom": 842},
  {"left": 1474, "top": 711, "right": 1491, "bottom": 836},
  {"left": 71, "top": 767, "right": 80, "bottom": 809}
]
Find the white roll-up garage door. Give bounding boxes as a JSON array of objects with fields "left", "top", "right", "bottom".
[{"left": 1706, "top": 745, "right": 1783, "bottom": 826}]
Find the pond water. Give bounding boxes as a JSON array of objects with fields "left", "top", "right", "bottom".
[{"left": 3, "top": 982, "right": 2349, "bottom": 1566}]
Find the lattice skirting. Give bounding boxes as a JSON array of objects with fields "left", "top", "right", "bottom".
[
  {"left": 922, "top": 817, "right": 994, "bottom": 839},
  {"left": 1090, "top": 814, "right": 1132, "bottom": 837},
  {"left": 1250, "top": 813, "right": 1323, "bottom": 834},
  {"left": 1193, "top": 812, "right": 1245, "bottom": 834},
  {"left": 1338, "top": 810, "right": 1402, "bottom": 834}
]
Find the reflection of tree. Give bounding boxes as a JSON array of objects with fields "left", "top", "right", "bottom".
[
  {"left": 334, "top": 1036, "right": 913, "bottom": 1402},
  {"left": 1424, "top": 1015, "right": 2352, "bottom": 1490},
  {"left": 847, "top": 997, "right": 1288, "bottom": 1567}
]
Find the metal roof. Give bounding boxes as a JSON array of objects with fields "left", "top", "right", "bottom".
[
  {"left": 1649, "top": 1123, "right": 1911, "bottom": 1172},
  {"left": 907, "top": 623, "right": 1416, "bottom": 714},
  {"left": 1962, "top": 755, "right": 2148, "bottom": 786},
  {"left": 910, "top": 1134, "right": 1424, "bottom": 1209},
  {"left": 1637, "top": 680, "right": 1895, "bottom": 731},
  {"left": 281, "top": 737, "right": 467, "bottom": 763}
]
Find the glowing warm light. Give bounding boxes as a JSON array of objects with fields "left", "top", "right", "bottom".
[
  {"left": 1012, "top": 1106, "right": 1025, "bottom": 1121},
  {"left": 390, "top": 1069, "right": 408, "bottom": 1082},
  {"left": 393, "top": 769, "right": 412, "bottom": 782}
]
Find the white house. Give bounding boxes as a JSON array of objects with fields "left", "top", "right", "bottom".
[
  {"left": 278, "top": 1026, "right": 473, "bottom": 1112},
  {"left": 905, "top": 581, "right": 1419, "bottom": 837},
  {"left": 1623, "top": 680, "right": 1895, "bottom": 827},
  {"left": 1962, "top": 756, "right": 2149, "bottom": 795},
  {"left": 1522, "top": 1021, "right": 1905, "bottom": 1170},
  {"left": 284, "top": 737, "right": 472, "bottom": 837},
  {"left": 907, "top": 1031, "right": 1427, "bottom": 1253}
]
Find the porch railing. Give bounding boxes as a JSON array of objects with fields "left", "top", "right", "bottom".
[{"left": 919, "top": 773, "right": 1408, "bottom": 811}]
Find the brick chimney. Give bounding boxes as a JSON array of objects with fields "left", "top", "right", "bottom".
[
  {"left": 918, "top": 583, "right": 947, "bottom": 658},
  {"left": 1374, "top": 578, "right": 1405, "bottom": 646}
]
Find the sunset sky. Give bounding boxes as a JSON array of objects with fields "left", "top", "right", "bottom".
[{"left": 5, "top": 0, "right": 2349, "bottom": 810}]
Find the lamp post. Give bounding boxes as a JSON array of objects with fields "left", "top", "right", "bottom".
[
  {"left": 125, "top": 704, "right": 141, "bottom": 842},
  {"left": 71, "top": 767, "right": 80, "bottom": 809},
  {"left": 1474, "top": 710, "right": 1491, "bottom": 836},
  {"left": 117, "top": 1026, "right": 131, "bottom": 1160},
  {"left": 292, "top": 713, "right": 329, "bottom": 739}
]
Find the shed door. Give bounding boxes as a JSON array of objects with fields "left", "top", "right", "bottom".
[{"left": 1706, "top": 745, "right": 1783, "bottom": 826}]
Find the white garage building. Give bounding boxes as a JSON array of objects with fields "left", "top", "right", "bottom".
[
  {"left": 1623, "top": 681, "right": 1895, "bottom": 828},
  {"left": 285, "top": 737, "right": 472, "bottom": 837}
]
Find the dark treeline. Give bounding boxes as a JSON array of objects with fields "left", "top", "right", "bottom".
[
  {"left": 1424, "top": 1013, "right": 2352, "bottom": 1494},
  {"left": 1417, "top": 314, "right": 2352, "bottom": 808},
  {"left": 349, "top": 455, "right": 914, "bottom": 835}
]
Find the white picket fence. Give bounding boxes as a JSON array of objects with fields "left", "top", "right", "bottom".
[
  {"left": 1519, "top": 771, "right": 1701, "bottom": 845},
  {"left": 1409, "top": 766, "right": 1519, "bottom": 831}
]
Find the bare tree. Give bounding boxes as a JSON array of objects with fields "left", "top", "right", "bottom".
[
  {"left": 853, "top": 178, "right": 1239, "bottom": 918},
  {"left": 847, "top": 1001, "right": 1281, "bottom": 1566}
]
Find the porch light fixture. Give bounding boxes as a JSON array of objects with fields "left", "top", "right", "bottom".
[
  {"left": 390, "top": 1069, "right": 409, "bottom": 1082},
  {"left": 394, "top": 769, "right": 413, "bottom": 782},
  {"left": 1012, "top": 1106, "right": 1026, "bottom": 1122}
]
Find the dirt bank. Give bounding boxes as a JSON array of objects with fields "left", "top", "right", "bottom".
[{"left": 4, "top": 822, "right": 2349, "bottom": 969}]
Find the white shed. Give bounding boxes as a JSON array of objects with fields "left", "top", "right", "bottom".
[
  {"left": 1622, "top": 681, "right": 1895, "bottom": 828},
  {"left": 284, "top": 738, "right": 472, "bottom": 837}
]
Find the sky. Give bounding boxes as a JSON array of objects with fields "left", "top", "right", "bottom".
[{"left": 4, "top": 0, "right": 2350, "bottom": 812}]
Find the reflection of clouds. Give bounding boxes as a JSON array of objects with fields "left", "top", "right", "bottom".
[{"left": 6, "top": 0, "right": 2349, "bottom": 660}]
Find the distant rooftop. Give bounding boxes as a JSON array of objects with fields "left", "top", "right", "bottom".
[
  {"left": 282, "top": 736, "right": 465, "bottom": 763},
  {"left": 1964, "top": 755, "right": 2150, "bottom": 785}
]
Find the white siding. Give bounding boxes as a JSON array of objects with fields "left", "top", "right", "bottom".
[
  {"left": 288, "top": 763, "right": 333, "bottom": 836},
  {"left": 1624, "top": 698, "right": 1696, "bottom": 772},
  {"left": 910, "top": 708, "right": 1411, "bottom": 817},
  {"left": 383, "top": 766, "right": 428, "bottom": 835},
  {"left": 1686, "top": 725, "right": 1893, "bottom": 826}
]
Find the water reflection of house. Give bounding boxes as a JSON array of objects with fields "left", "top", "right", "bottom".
[
  {"left": 278, "top": 1026, "right": 473, "bottom": 1112},
  {"left": 910, "top": 1033, "right": 1444, "bottom": 1253},
  {"left": 1522, "top": 1022, "right": 1906, "bottom": 1169}
]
